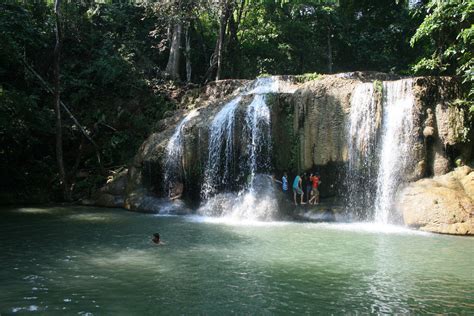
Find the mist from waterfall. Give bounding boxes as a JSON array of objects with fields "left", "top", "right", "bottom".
[
  {"left": 374, "top": 79, "right": 415, "bottom": 224},
  {"left": 345, "top": 79, "right": 415, "bottom": 224},
  {"left": 163, "top": 109, "right": 199, "bottom": 195}
]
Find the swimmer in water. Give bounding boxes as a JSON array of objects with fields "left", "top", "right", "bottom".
[{"left": 152, "top": 233, "right": 161, "bottom": 244}]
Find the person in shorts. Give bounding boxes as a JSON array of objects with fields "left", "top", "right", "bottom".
[
  {"left": 309, "top": 174, "right": 321, "bottom": 205},
  {"left": 292, "top": 173, "right": 306, "bottom": 206}
]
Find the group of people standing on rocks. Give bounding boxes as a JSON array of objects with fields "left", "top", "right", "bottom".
[{"left": 281, "top": 172, "right": 321, "bottom": 206}]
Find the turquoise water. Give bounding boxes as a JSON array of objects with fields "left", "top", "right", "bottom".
[{"left": 0, "top": 206, "right": 473, "bottom": 314}]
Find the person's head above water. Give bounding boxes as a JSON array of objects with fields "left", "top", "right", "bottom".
[{"left": 152, "top": 233, "right": 160, "bottom": 244}]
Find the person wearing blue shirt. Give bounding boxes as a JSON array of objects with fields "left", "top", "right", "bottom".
[{"left": 282, "top": 172, "right": 288, "bottom": 192}]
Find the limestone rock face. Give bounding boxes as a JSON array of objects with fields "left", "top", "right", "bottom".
[
  {"left": 398, "top": 166, "right": 474, "bottom": 235},
  {"left": 88, "top": 73, "right": 471, "bottom": 218}
]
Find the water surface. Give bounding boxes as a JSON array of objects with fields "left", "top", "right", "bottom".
[{"left": 0, "top": 206, "right": 473, "bottom": 314}]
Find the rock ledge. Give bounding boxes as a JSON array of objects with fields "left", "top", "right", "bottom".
[{"left": 398, "top": 166, "right": 474, "bottom": 235}]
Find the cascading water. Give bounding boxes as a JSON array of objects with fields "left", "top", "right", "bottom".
[
  {"left": 163, "top": 109, "right": 199, "bottom": 196},
  {"left": 374, "top": 79, "right": 415, "bottom": 224},
  {"left": 200, "top": 96, "right": 242, "bottom": 199},
  {"left": 345, "top": 79, "right": 415, "bottom": 224},
  {"left": 199, "top": 77, "right": 285, "bottom": 220},
  {"left": 244, "top": 94, "right": 272, "bottom": 185},
  {"left": 345, "top": 83, "right": 379, "bottom": 216},
  {"left": 226, "top": 93, "right": 277, "bottom": 220}
]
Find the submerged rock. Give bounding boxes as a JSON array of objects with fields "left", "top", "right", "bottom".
[{"left": 397, "top": 166, "right": 474, "bottom": 235}]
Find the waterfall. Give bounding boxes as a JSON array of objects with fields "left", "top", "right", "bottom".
[
  {"left": 164, "top": 109, "right": 199, "bottom": 196},
  {"left": 201, "top": 96, "right": 242, "bottom": 199},
  {"left": 245, "top": 77, "right": 280, "bottom": 95},
  {"left": 345, "top": 83, "right": 379, "bottom": 216},
  {"left": 199, "top": 77, "right": 284, "bottom": 220},
  {"left": 244, "top": 94, "right": 272, "bottom": 186},
  {"left": 345, "top": 79, "right": 415, "bottom": 224},
  {"left": 374, "top": 79, "right": 415, "bottom": 224}
]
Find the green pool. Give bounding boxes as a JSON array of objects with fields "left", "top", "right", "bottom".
[{"left": 0, "top": 206, "right": 472, "bottom": 314}]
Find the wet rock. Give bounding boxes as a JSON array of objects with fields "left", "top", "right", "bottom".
[
  {"left": 100, "top": 169, "right": 128, "bottom": 196},
  {"left": 89, "top": 73, "right": 471, "bottom": 217},
  {"left": 96, "top": 193, "right": 124, "bottom": 208},
  {"left": 398, "top": 166, "right": 474, "bottom": 235},
  {"left": 125, "top": 190, "right": 191, "bottom": 215}
]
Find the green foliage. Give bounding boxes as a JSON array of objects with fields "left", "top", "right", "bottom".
[
  {"left": 411, "top": 0, "right": 473, "bottom": 115},
  {"left": 373, "top": 80, "right": 383, "bottom": 94},
  {"left": 296, "top": 72, "right": 321, "bottom": 83},
  {"left": 1, "top": 0, "right": 471, "bottom": 203},
  {"left": 0, "top": 2, "right": 173, "bottom": 203}
]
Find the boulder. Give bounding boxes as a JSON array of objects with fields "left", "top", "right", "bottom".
[
  {"left": 398, "top": 166, "right": 474, "bottom": 235},
  {"left": 100, "top": 169, "right": 128, "bottom": 196}
]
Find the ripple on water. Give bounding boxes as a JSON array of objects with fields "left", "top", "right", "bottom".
[
  {"left": 311, "top": 222, "right": 432, "bottom": 236},
  {"left": 1, "top": 206, "right": 472, "bottom": 315},
  {"left": 12, "top": 305, "right": 39, "bottom": 312}
]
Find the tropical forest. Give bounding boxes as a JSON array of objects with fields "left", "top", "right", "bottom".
[{"left": 0, "top": 0, "right": 473, "bottom": 314}]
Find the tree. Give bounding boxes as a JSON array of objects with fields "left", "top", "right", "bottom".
[
  {"left": 411, "top": 0, "right": 473, "bottom": 112},
  {"left": 53, "top": 0, "right": 70, "bottom": 200},
  {"left": 165, "top": 21, "right": 183, "bottom": 80}
]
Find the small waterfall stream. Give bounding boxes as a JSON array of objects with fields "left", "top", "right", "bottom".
[
  {"left": 199, "top": 77, "right": 284, "bottom": 220},
  {"left": 374, "top": 79, "right": 415, "bottom": 224},
  {"left": 163, "top": 109, "right": 199, "bottom": 195},
  {"left": 200, "top": 96, "right": 242, "bottom": 199},
  {"left": 346, "top": 79, "right": 415, "bottom": 224},
  {"left": 346, "top": 83, "right": 378, "bottom": 215},
  {"left": 244, "top": 94, "right": 272, "bottom": 186}
]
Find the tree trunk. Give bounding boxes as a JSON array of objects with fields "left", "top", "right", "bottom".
[
  {"left": 185, "top": 23, "right": 192, "bottom": 83},
  {"left": 21, "top": 59, "right": 104, "bottom": 174},
  {"left": 53, "top": 0, "right": 69, "bottom": 200},
  {"left": 327, "top": 25, "right": 333, "bottom": 74},
  {"left": 165, "top": 22, "right": 182, "bottom": 80},
  {"left": 216, "top": 1, "right": 231, "bottom": 81}
]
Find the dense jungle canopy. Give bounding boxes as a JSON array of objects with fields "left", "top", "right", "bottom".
[{"left": 0, "top": 0, "right": 472, "bottom": 203}]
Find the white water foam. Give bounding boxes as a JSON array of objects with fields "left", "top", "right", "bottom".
[
  {"left": 198, "top": 175, "right": 279, "bottom": 221},
  {"left": 186, "top": 214, "right": 290, "bottom": 227},
  {"left": 308, "top": 222, "right": 431, "bottom": 236}
]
